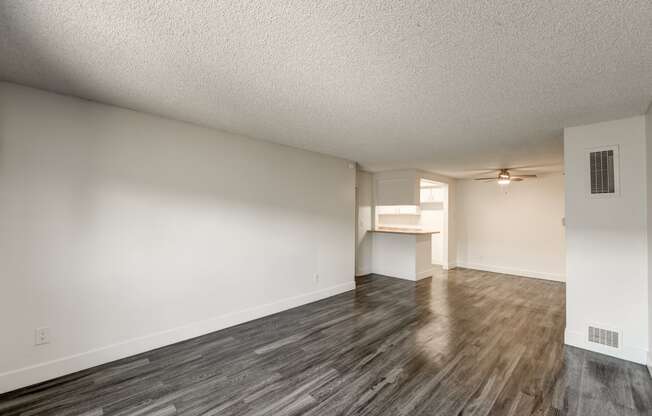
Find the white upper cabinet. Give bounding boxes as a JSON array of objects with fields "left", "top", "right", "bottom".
[{"left": 374, "top": 171, "right": 420, "bottom": 206}]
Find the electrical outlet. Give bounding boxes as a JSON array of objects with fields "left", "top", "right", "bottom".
[{"left": 35, "top": 327, "right": 50, "bottom": 346}]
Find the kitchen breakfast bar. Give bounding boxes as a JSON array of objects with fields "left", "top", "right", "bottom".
[{"left": 369, "top": 227, "right": 440, "bottom": 281}]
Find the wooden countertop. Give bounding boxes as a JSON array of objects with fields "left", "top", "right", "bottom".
[{"left": 370, "top": 227, "right": 440, "bottom": 235}]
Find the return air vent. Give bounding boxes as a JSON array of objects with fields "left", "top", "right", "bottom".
[
  {"left": 588, "top": 325, "right": 619, "bottom": 348},
  {"left": 587, "top": 145, "right": 619, "bottom": 197}
]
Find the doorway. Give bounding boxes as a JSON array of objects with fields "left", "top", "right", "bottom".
[{"left": 419, "top": 179, "right": 449, "bottom": 269}]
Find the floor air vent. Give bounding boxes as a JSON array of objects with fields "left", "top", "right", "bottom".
[{"left": 588, "top": 325, "right": 619, "bottom": 348}]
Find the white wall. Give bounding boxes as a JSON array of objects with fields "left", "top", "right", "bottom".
[
  {"left": 564, "top": 116, "right": 648, "bottom": 364},
  {"left": 418, "top": 171, "right": 456, "bottom": 269},
  {"left": 647, "top": 105, "right": 652, "bottom": 372},
  {"left": 420, "top": 208, "right": 443, "bottom": 265},
  {"left": 0, "top": 83, "right": 356, "bottom": 393},
  {"left": 371, "top": 233, "right": 418, "bottom": 279},
  {"left": 356, "top": 170, "right": 373, "bottom": 276},
  {"left": 455, "top": 173, "right": 565, "bottom": 281}
]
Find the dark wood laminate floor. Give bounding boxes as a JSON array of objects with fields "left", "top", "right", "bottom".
[{"left": 1, "top": 269, "right": 651, "bottom": 416}]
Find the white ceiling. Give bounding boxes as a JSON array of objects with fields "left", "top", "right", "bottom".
[{"left": 1, "top": 1, "right": 651, "bottom": 178}]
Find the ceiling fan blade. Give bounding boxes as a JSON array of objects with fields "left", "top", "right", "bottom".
[
  {"left": 511, "top": 174, "right": 537, "bottom": 178},
  {"left": 462, "top": 164, "right": 555, "bottom": 173},
  {"left": 503, "top": 163, "right": 562, "bottom": 171},
  {"left": 473, "top": 177, "right": 497, "bottom": 181},
  {"left": 465, "top": 169, "right": 499, "bottom": 175},
  {"left": 510, "top": 177, "right": 524, "bottom": 182}
]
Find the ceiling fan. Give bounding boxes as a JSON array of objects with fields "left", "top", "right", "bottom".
[{"left": 473, "top": 169, "right": 537, "bottom": 185}]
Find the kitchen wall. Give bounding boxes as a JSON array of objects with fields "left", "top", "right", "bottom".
[
  {"left": 422, "top": 172, "right": 457, "bottom": 269},
  {"left": 420, "top": 185, "right": 445, "bottom": 265},
  {"left": 420, "top": 208, "right": 444, "bottom": 265},
  {"left": 375, "top": 170, "right": 456, "bottom": 269},
  {"left": 455, "top": 173, "right": 565, "bottom": 281},
  {"left": 647, "top": 105, "right": 652, "bottom": 372},
  {"left": 375, "top": 207, "right": 444, "bottom": 265},
  {"left": 356, "top": 170, "right": 373, "bottom": 276},
  {"left": 0, "top": 82, "right": 356, "bottom": 393},
  {"left": 564, "top": 115, "right": 648, "bottom": 364}
]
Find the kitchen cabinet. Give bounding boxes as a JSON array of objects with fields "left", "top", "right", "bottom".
[{"left": 374, "top": 171, "right": 420, "bottom": 206}]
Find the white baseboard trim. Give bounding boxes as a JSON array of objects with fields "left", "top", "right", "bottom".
[
  {"left": 355, "top": 267, "right": 372, "bottom": 277},
  {"left": 416, "top": 267, "right": 435, "bottom": 281},
  {"left": 565, "top": 329, "right": 648, "bottom": 365},
  {"left": 0, "top": 281, "right": 356, "bottom": 394},
  {"left": 455, "top": 262, "right": 565, "bottom": 282},
  {"left": 371, "top": 267, "right": 438, "bottom": 281},
  {"left": 648, "top": 352, "right": 652, "bottom": 378},
  {"left": 371, "top": 271, "right": 417, "bottom": 281}
]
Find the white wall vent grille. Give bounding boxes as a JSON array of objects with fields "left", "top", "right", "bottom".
[
  {"left": 590, "top": 150, "right": 614, "bottom": 193},
  {"left": 586, "top": 145, "right": 619, "bottom": 197},
  {"left": 588, "top": 325, "right": 619, "bottom": 348}
]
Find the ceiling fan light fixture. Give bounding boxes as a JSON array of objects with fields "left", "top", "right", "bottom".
[
  {"left": 472, "top": 168, "right": 536, "bottom": 183},
  {"left": 497, "top": 169, "right": 511, "bottom": 185}
]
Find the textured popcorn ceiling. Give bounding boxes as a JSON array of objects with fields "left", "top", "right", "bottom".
[{"left": 1, "top": 1, "right": 651, "bottom": 177}]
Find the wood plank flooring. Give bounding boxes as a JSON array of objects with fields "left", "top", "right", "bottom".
[{"left": 1, "top": 268, "right": 651, "bottom": 415}]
